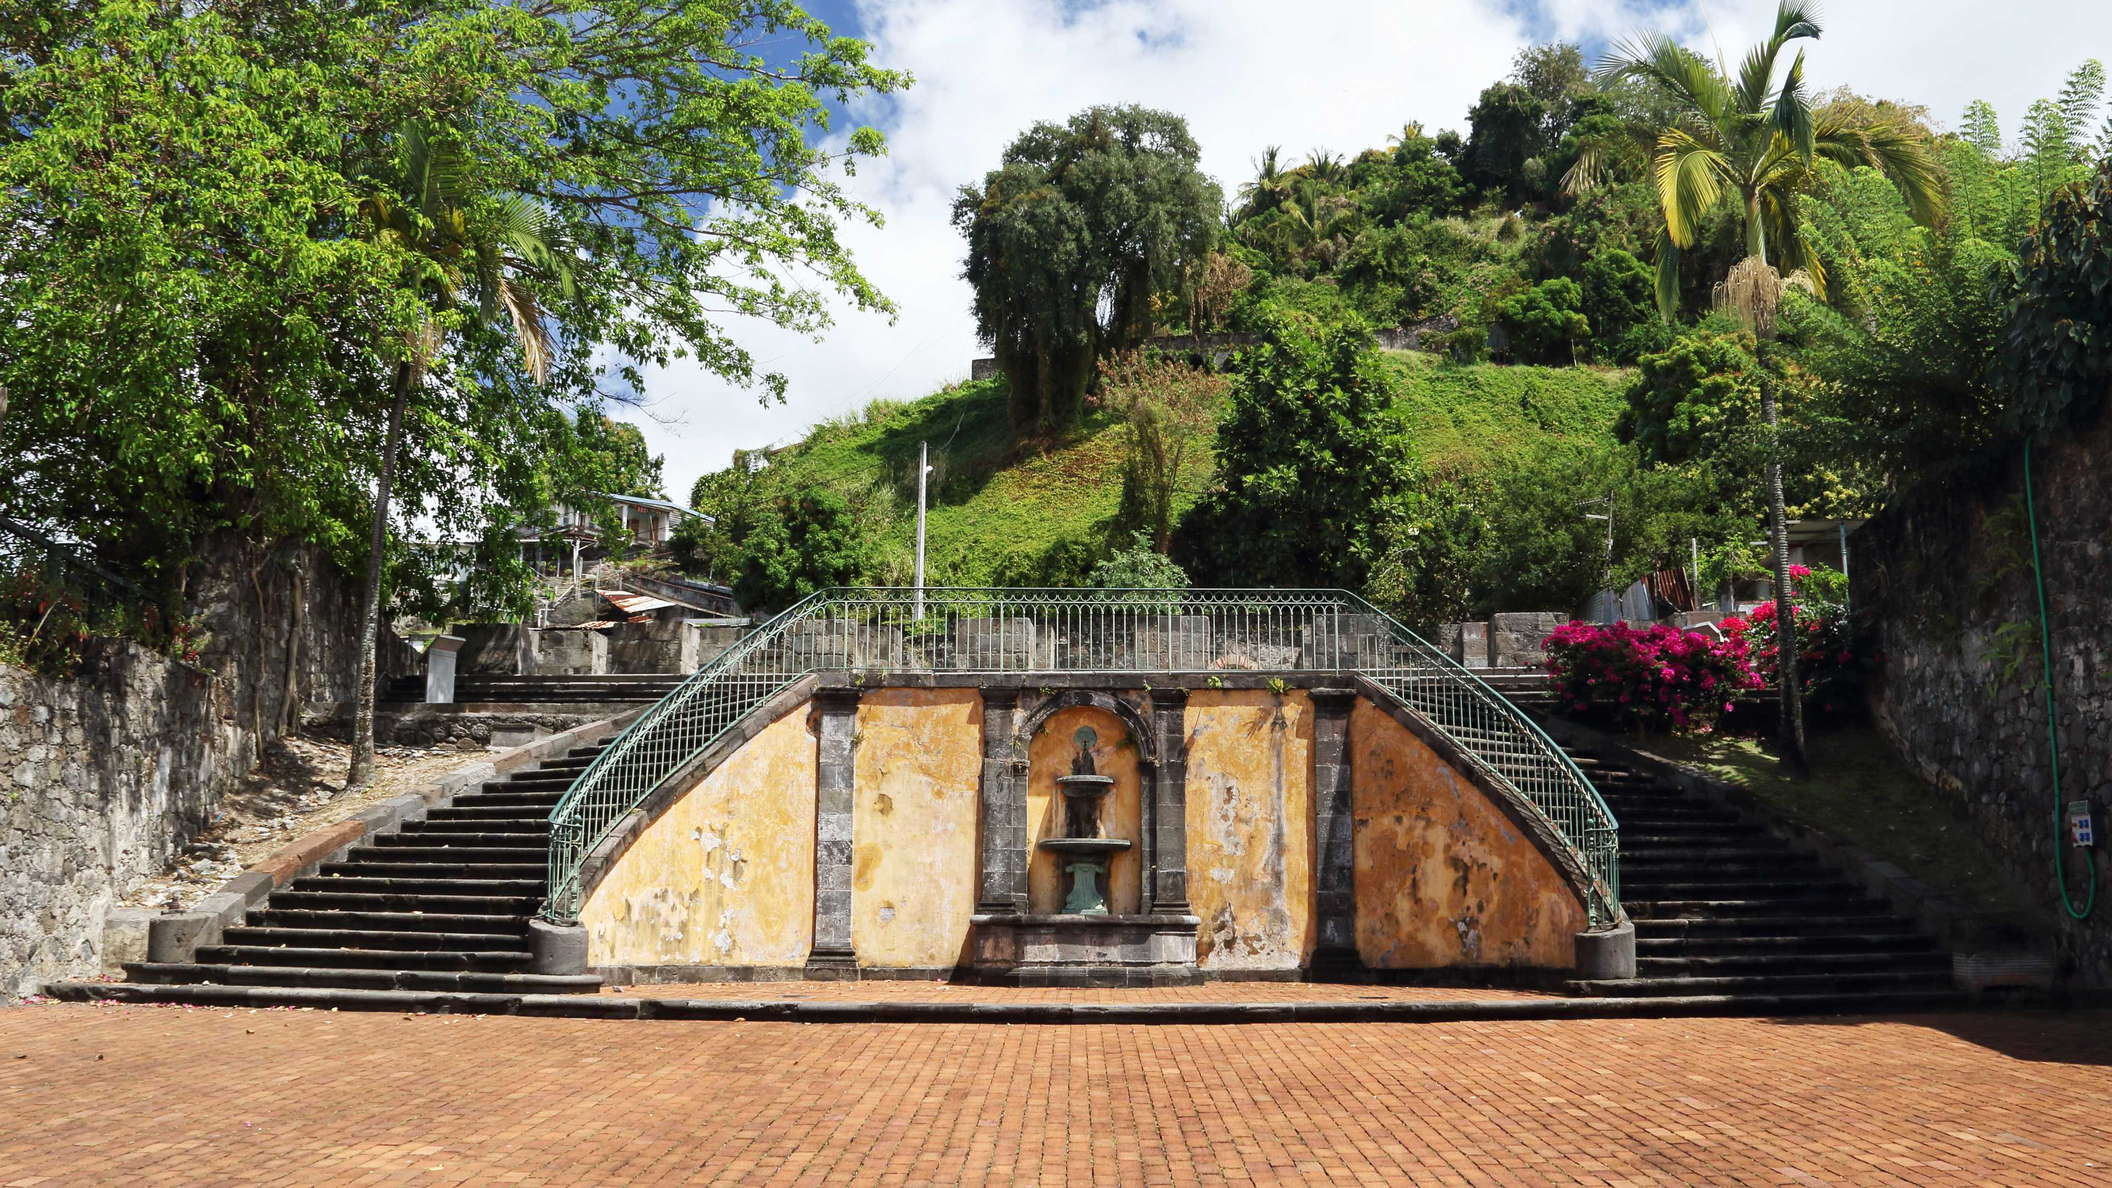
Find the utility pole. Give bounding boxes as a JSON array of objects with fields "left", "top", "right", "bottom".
[{"left": 914, "top": 440, "right": 929, "bottom": 620}]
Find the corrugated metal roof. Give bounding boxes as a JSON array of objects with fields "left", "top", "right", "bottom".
[{"left": 602, "top": 591, "right": 677, "bottom": 615}]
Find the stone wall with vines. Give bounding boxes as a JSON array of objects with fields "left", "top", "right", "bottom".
[
  {"left": 0, "top": 542, "right": 369, "bottom": 998},
  {"left": 1854, "top": 411, "right": 2112, "bottom": 985}
]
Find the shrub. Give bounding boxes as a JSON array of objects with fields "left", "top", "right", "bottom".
[
  {"left": 1718, "top": 578, "right": 1863, "bottom": 716},
  {"left": 1543, "top": 620, "right": 1762, "bottom": 733}
]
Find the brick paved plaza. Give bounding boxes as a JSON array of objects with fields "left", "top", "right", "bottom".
[{"left": 3, "top": 1002, "right": 2109, "bottom": 1185}]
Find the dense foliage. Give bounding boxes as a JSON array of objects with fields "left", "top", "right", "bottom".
[
  {"left": 0, "top": 0, "right": 904, "bottom": 618},
  {"left": 953, "top": 106, "right": 1220, "bottom": 436}
]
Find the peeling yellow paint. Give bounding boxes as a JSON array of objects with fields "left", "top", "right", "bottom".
[
  {"left": 1350, "top": 700, "right": 1586, "bottom": 968},
  {"left": 1184, "top": 690, "right": 1315, "bottom": 969},
  {"left": 852, "top": 688, "right": 982, "bottom": 968},
  {"left": 579, "top": 701, "right": 817, "bottom": 967},
  {"left": 1024, "top": 706, "right": 1144, "bottom": 914}
]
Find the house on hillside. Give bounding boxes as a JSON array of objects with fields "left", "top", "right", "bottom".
[{"left": 523, "top": 492, "right": 710, "bottom": 577}]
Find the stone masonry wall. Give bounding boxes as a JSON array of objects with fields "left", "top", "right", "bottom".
[
  {"left": 1854, "top": 411, "right": 2112, "bottom": 987},
  {"left": 0, "top": 543, "right": 367, "bottom": 998}
]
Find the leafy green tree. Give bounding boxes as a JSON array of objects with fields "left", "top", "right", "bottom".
[
  {"left": 1619, "top": 328, "right": 1768, "bottom": 475},
  {"left": 564, "top": 415, "right": 665, "bottom": 501},
  {"left": 1600, "top": 0, "right": 1946, "bottom": 312},
  {"left": 1088, "top": 533, "right": 1189, "bottom": 590},
  {"left": 1101, "top": 352, "right": 1226, "bottom": 553},
  {"left": 1461, "top": 83, "right": 1549, "bottom": 204},
  {"left": 1496, "top": 278, "right": 1590, "bottom": 363},
  {"left": 0, "top": 0, "right": 905, "bottom": 656},
  {"left": 1579, "top": 248, "right": 1662, "bottom": 360},
  {"left": 730, "top": 490, "right": 874, "bottom": 613},
  {"left": 1997, "top": 158, "right": 2112, "bottom": 436},
  {"left": 1175, "top": 315, "right": 1421, "bottom": 589},
  {"left": 953, "top": 106, "right": 1220, "bottom": 436}
]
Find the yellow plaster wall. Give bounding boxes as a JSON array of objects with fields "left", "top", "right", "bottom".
[
  {"left": 1025, "top": 706, "right": 1145, "bottom": 914},
  {"left": 1183, "top": 690, "right": 1315, "bottom": 969},
  {"left": 579, "top": 701, "right": 817, "bottom": 967},
  {"left": 851, "top": 688, "right": 983, "bottom": 968},
  {"left": 1350, "top": 700, "right": 1586, "bottom": 968}
]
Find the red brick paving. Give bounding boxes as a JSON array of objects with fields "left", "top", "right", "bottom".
[
  {"left": 600, "top": 979, "right": 1549, "bottom": 1002},
  {"left": 2, "top": 1002, "right": 2110, "bottom": 1185}
]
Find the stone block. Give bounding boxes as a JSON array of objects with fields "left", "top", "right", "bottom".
[
  {"left": 529, "top": 919, "right": 590, "bottom": 977},
  {"left": 423, "top": 634, "right": 464, "bottom": 704},
  {"left": 101, "top": 908, "right": 156, "bottom": 972},
  {"left": 1489, "top": 612, "right": 1568, "bottom": 668},
  {"left": 148, "top": 911, "right": 221, "bottom": 963},
  {"left": 1573, "top": 921, "right": 1636, "bottom": 980}
]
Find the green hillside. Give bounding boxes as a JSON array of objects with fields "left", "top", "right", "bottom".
[{"left": 718, "top": 356, "right": 1631, "bottom": 588}]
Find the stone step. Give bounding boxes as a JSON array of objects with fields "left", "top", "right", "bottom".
[
  {"left": 427, "top": 804, "right": 559, "bottom": 821},
  {"left": 1619, "top": 879, "right": 1861, "bottom": 899},
  {"left": 1618, "top": 860, "right": 1825, "bottom": 878},
  {"left": 320, "top": 860, "right": 546, "bottom": 880},
  {"left": 300, "top": 875, "right": 545, "bottom": 897},
  {"left": 221, "top": 925, "right": 528, "bottom": 951},
  {"left": 1637, "top": 933, "right": 1936, "bottom": 958},
  {"left": 1635, "top": 950, "right": 1952, "bottom": 976},
  {"left": 197, "top": 944, "right": 533, "bottom": 972},
  {"left": 1567, "top": 969, "right": 1954, "bottom": 997},
  {"left": 349, "top": 844, "right": 550, "bottom": 864},
  {"left": 406, "top": 817, "right": 552, "bottom": 836},
  {"left": 1625, "top": 898, "right": 1879, "bottom": 920},
  {"left": 249, "top": 908, "right": 530, "bottom": 935},
  {"left": 267, "top": 890, "right": 541, "bottom": 916},
  {"left": 1633, "top": 914, "right": 1911, "bottom": 938},
  {"left": 121, "top": 962, "right": 600, "bottom": 995},
  {"left": 462, "top": 791, "right": 566, "bottom": 809}
]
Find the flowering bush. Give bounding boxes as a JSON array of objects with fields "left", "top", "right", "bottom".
[
  {"left": 1543, "top": 620, "right": 1764, "bottom": 733},
  {"left": 1719, "top": 597, "right": 1861, "bottom": 716}
]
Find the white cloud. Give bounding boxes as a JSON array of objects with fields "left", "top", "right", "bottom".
[
  {"left": 622, "top": 0, "right": 1530, "bottom": 502},
  {"left": 619, "top": 0, "right": 2112, "bottom": 504}
]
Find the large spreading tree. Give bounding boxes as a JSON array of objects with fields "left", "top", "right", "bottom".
[
  {"left": 0, "top": 0, "right": 906, "bottom": 784},
  {"left": 953, "top": 105, "right": 1220, "bottom": 437}
]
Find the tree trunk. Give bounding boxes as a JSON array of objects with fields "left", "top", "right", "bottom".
[
  {"left": 347, "top": 361, "right": 412, "bottom": 791},
  {"left": 1744, "top": 189, "right": 1767, "bottom": 263},
  {"left": 1762, "top": 376, "right": 1807, "bottom": 777}
]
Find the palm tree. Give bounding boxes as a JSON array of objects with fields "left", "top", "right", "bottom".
[
  {"left": 1599, "top": 0, "right": 1946, "bottom": 314},
  {"left": 345, "top": 124, "right": 575, "bottom": 790},
  {"left": 1237, "top": 146, "right": 1291, "bottom": 221}
]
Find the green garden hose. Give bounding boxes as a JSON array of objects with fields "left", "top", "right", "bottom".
[{"left": 2024, "top": 439, "right": 2096, "bottom": 920}]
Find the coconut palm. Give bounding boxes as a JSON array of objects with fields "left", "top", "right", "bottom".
[
  {"left": 1599, "top": 0, "right": 1947, "bottom": 314},
  {"left": 1236, "top": 146, "right": 1291, "bottom": 221},
  {"left": 345, "top": 123, "right": 576, "bottom": 790}
]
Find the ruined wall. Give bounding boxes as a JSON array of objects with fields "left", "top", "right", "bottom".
[
  {"left": 577, "top": 701, "right": 816, "bottom": 968},
  {"left": 1025, "top": 706, "right": 1145, "bottom": 915},
  {"left": 852, "top": 689, "right": 982, "bottom": 968},
  {"left": 1856, "top": 411, "right": 2112, "bottom": 986},
  {"left": 1, "top": 543, "right": 367, "bottom": 999},
  {"left": 1349, "top": 701, "right": 1586, "bottom": 968},
  {"left": 1183, "top": 690, "right": 1316, "bottom": 970}
]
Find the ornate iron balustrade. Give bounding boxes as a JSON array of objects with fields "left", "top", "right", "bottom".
[{"left": 543, "top": 588, "right": 1620, "bottom": 926}]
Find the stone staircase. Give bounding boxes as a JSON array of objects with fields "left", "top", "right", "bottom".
[
  {"left": 1563, "top": 747, "right": 1963, "bottom": 1009},
  {"left": 386, "top": 673, "right": 685, "bottom": 704},
  {"left": 72, "top": 745, "right": 608, "bottom": 1000}
]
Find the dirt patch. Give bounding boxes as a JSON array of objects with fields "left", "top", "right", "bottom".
[{"left": 121, "top": 735, "right": 486, "bottom": 911}]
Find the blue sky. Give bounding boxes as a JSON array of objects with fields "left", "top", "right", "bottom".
[{"left": 625, "top": 0, "right": 2112, "bottom": 504}]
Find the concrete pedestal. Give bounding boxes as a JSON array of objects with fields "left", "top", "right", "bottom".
[{"left": 425, "top": 634, "right": 465, "bottom": 704}]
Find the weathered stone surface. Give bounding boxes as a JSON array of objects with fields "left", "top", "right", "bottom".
[
  {"left": 1489, "top": 612, "right": 1566, "bottom": 668},
  {"left": 851, "top": 689, "right": 982, "bottom": 968},
  {"left": 0, "top": 544, "right": 368, "bottom": 999},
  {"left": 1184, "top": 690, "right": 1316, "bottom": 971},
  {"left": 1349, "top": 699, "right": 1587, "bottom": 969},
  {"left": 578, "top": 700, "right": 818, "bottom": 969},
  {"left": 1856, "top": 411, "right": 2112, "bottom": 987}
]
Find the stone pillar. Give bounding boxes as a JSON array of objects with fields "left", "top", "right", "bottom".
[
  {"left": 806, "top": 686, "right": 863, "bottom": 979},
  {"left": 424, "top": 634, "right": 464, "bottom": 704},
  {"left": 1147, "top": 687, "right": 1191, "bottom": 914},
  {"left": 1309, "top": 687, "right": 1360, "bottom": 976},
  {"left": 975, "top": 688, "right": 1028, "bottom": 916}
]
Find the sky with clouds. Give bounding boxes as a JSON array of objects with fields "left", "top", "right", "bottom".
[{"left": 623, "top": 0, "right": 2112, "bottom": 503}]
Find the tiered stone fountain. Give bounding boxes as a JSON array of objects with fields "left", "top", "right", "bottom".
[{"left": 1037, "top": 727, "right": 1131, "bottom": 914}]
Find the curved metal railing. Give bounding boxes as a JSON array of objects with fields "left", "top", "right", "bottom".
[{"left": 543, "top": 588, "right": 1619, "bottom": 925}]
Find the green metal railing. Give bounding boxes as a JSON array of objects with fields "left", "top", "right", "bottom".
[{"left": 542, "top": 588, "right": 1620, "bottom": 925}]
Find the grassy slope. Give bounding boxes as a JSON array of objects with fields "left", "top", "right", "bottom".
[{"left": 750, "top": 357, "right": 1632, "bottom": 585}]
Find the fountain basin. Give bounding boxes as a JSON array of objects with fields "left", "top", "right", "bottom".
[
  {"left": 1036, "top": 837, "right": 1132, "bottom": 855},
  {"left": 1054, "top": 774, "right": 1115, "bottom": 796}
]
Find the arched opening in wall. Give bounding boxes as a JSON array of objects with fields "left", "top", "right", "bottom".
[{"left": 1026, "top": 706, "right": 1144, "bottom": 915}]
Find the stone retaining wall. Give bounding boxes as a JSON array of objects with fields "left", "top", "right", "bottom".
[
  {"left": 1854, "top": 411, "right": 2112, "bottom": 987},
  {"left": 0, "top": 543, "right": 367, "bottom": 999}
]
